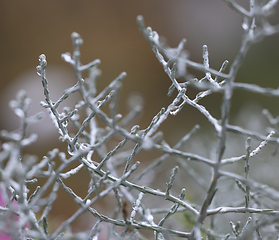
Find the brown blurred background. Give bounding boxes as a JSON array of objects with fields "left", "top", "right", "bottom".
[{"left": 1, "top": 0, "right": 279, "bottom": 234}]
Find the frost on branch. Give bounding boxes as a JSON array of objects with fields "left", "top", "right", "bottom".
[{"left": 1, "top": 1, "right": 279, "bottom": 239}]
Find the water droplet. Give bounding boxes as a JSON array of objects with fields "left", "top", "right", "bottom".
[
  {"left": 61, "top": 52, "right": 72, "bottom": 63},
  {"left": 36, "top": 65, "right": 42, "bottom": 76},
  {"left": 170, "top": 106, "right": 179, "bottom": 115},
  {"left": 67, "top": 145, "right": 74, "bottom": 156},
  {"left": 242, "top": 18, "right": 249, "bottom": 30},
  {"left": 62, "top": 119, "right": 69, "bottom": 128}
]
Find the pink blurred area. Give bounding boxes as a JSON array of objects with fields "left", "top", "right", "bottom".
[{"left": 0, "top": 193, "right": 20, "bottom": 240}]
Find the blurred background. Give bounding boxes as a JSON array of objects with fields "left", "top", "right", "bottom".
[{"left": 1, "top": 0, "right": 279, "bottom": 236}]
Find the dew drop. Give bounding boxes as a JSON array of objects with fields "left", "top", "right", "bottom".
[
  {"left": 36, "top": 66, "right": 42, "bottom": 76},
  {"left": 242, "top": 18, "right": 249, "bottom": 30},
  {"left": 62, "top": 119, "right": 69, "bottom": 128}
]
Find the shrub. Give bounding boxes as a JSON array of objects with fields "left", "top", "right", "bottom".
[{"left": 1, "top": 1, "right": 279, "bottom": 239}]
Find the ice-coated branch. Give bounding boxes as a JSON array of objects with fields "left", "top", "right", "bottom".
[
  {"left": 221, "top": 131, "right": 276, "bottom": 165},
  {"left": 1, "top": 1, "right": 279, "bottom": 239}
]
